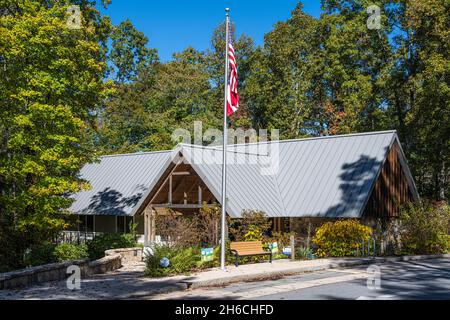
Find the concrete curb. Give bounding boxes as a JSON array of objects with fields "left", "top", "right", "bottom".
[
  {"left": 106, "top": 254, "right": 450, "bottom": 298},
  {"left": 184, "top": 254, "right": 450, "bottom": 290},
  {"left": 374, "top": 253, "right": 450, "bottom": 263}
]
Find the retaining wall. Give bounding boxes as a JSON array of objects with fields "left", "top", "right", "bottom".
[{"left": 0, "top": 247, "right": 143, "bottom": 290}]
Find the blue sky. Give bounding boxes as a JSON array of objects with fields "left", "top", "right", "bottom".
[{"left": 99, "top": 1, "right": 322, "bottom": 62}]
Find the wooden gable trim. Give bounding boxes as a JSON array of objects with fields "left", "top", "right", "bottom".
[
  {"left": 131, "top": 152, "right": 182, "bottom": 216},
  {"left": 362, "top": 140, "right": 415, "bottom": 219}
]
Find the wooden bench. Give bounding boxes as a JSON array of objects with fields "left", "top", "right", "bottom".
[{"left": 230, "top": 241, "right": 272, "bottom": 267}]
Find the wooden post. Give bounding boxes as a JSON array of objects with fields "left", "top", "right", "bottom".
[
  {"left": 290, "top": 234, "right": 295, "bottom": 261},
  {"left": 145, "top": 208, "right": 151, "bottom": 246},
  {"left": 198, "top": 184, "right": 202, "bottom": 205},
  {"left": 168, "top": 174, "right": 173, "bottom": 205},
  {"left": 306, "top": 220, "right": 312, "bottom": 249},
  {"left": 144, "top": 207, "right": 156, "bottom": 245},
  {"left": 150, "top": 209, "right": 156, "bottom": 242},
  {"left": 144, "top": 209, "right": 148, "bottom": 246},
  {"left": 214, "top": 218, "right": 218, "bottom": 246}
]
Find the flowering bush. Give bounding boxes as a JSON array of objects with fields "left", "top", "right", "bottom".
[{"left": 313, "top": 220, "right": 372, "bottom": 257}]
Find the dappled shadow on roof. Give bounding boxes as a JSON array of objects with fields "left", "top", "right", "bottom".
[
  {"left": 82, "top": 186, "right": 146, "bottom": 216},
  {"left": 321, "top": 153, "right": 383, "bottom": 218}
]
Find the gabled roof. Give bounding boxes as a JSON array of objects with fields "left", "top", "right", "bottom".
[
  {"left": 180, "top": 144, "right": 285, "bottom": 217},
  {"left": 69, "top": 130, "right": 419, "bottom": 218},
  {"left": 69, "top": 150, "right": 172, "bottom": 216}
]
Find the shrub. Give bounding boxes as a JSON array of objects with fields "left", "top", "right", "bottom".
[
  {"left": 195, "top": 205, "right": 221, "bottom": 247},
  {"left": 54, "top": 243, "right": 88, "bottom": 262},
  {"left": 267, "top": 231, "right": 296, "bottom": 249},
  {"left": 296, "top": 246, "right": 315, "bottom": 260},
  {"left": 145, "top": 244, "right": 203, "bottom": 277},
  {"left": 228, "top": 210, "right": 272, "bottom": 241},
  {"left": 87, "top": 233, "right": 137, "bottom": 260},
  {"left": 155, "top": 210, "right": 200, "bottom": 247},
  {"left": 244, "top": 225, "right": 263, "bottom": 241},
  {"left": 313, "top": 219, "right": 372, "bottom": 257},
  {"left": 143, "top": 243, "right": 234, "bottom": 277},
  {"left": 398, "top": 201, "right": 450, "bottom": 255},
  {"left": 272, "top": 252, "right": 289, "bottom": 260},
  {"left": 23, "top": 241, "right": 56, "bottom": 266}
]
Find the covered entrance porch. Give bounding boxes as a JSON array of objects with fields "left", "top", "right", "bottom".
[{"left": 136, "top": 155, "right": 219, "bottom": 246}]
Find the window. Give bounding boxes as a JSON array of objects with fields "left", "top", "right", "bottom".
[
  {"left": 116, "top": 216, "right": 134, "bottom": 233},
  {"left": 117, "top": 216, "right": 124, "bottom": 233},
  {"left": 79, "top": 215, "right": 94, "bottom": 232},
  {"left": 283, "top": 218, "right": 290, "bottom": 233}
]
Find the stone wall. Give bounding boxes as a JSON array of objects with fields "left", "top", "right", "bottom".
[
  {"left": 105, "top": 247, "right": 143, "bottom": 264},
  {"left": 0, "top": 247, "right": 143, "bottom": 290}
]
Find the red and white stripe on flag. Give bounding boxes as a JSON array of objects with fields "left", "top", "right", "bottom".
[{"left": 226, "top": 41, "right": 239, "bottom": 116}]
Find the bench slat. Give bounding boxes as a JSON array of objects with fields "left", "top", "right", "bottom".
[
  {"left": 230, "top": 241, "right": 267, "bottom": 254},
  {"left": 229, "top": 241, "right": 272, "bottom": 267}
]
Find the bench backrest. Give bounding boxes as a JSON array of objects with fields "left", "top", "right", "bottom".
[{"left": 230, "top": 241, "right": 266, "bottom": 254}]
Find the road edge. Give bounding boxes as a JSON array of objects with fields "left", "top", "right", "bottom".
[{"left": 185, "top": 254, "right": 450, "bottom": 290}]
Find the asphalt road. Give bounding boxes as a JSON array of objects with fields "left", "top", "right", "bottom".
[{"left": 158, "top": 258, "right": 450, "bottom": 300}]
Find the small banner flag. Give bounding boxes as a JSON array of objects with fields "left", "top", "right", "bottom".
[
  {"left": 282, "top": 247, "right": 292, "bottom": 256},
  {"left": 201, "top": 247, "right": 214, "bottom": 262},
  {"left": 271, "top": 242, "right": 279, "bottom": 254}
]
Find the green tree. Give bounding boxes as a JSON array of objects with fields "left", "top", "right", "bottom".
[
  {"left": 387, "top": 0, "right": 449, "bottom": 200},
  {"left": 206, "top": 22, "right": 256, "bottom": 128},
  {"left": 98, "top": 47, "right": 221, "bottom": 154},
  {"left": 245, "top": 2, "right": 392, "bottom": 138},
  {"left": 0, "top": 0, "right": 110, "bottom": 271},
  {"left": 109, "top": 19, "right": 158, "bottom": 83},
  {"left": 246, "top": 4, "right": 321, "bottom": 138}
]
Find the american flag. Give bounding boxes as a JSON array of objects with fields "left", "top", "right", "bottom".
[{"left": 226, "top": 26, "right": 239, "bottom": 116}]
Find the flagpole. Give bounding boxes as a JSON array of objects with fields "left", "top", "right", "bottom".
[{"left": 220, "top": 8, "right": 230, "bottom": 271}]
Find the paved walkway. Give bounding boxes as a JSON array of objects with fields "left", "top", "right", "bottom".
[
  {"left": 1, "top": 255, "right": 447, "bottom": 300},
  {"left": 156, "top": 258, "right": 450, "bottom": 300},
  {"left": 0, "top": 261, "right": 185, "bottom": 300}
]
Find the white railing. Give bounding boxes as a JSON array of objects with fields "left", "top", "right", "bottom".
[{"left": 57, "top": 230, "right": 104, "bottom": 244}]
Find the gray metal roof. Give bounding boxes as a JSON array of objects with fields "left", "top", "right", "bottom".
[
  {"left": 69, "top": 150, "right": 172, "bottom": 216},
  {"left": 69, "top": 130, "right": 418, "bottom": 218},
  {"left": 275, "top": 131, "right": 394, "bottom": 218},
  {"left": 180, "top": 144, "right": 284, "bottom": 218}
]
